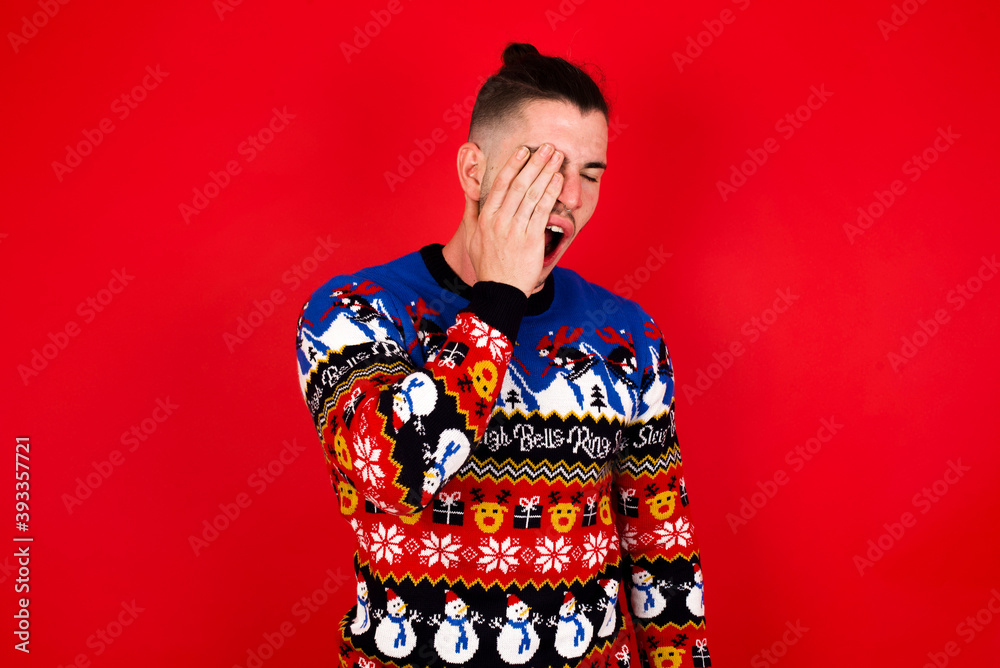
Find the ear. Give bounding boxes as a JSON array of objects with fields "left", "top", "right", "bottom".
[{"left": 456, "top": 141, "right": 485, "bottom": 201}]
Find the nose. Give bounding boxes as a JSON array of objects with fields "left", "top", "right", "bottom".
[{"left": 555, "top": 169, "right": 582, "bottom": 218}]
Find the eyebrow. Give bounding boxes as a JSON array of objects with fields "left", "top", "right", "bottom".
[{"left": 526, "top": 146, "right": 607, "bottom": 170}]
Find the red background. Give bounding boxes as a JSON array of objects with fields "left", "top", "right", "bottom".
[{"left": 3, "top": 0, "right": 999, "bottom": 666}]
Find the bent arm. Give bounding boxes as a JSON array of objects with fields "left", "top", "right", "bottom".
[{"left": 296, "top": 277, "right": 526, "bottom": 514}]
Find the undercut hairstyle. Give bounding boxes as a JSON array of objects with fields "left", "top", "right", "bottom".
[{"left": 468, "top": 42, "right": 612, "bottom": 153}]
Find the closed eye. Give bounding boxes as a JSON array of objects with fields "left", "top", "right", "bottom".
[{"left": 582, "top": 175, "right": 598, "bottom": 183}]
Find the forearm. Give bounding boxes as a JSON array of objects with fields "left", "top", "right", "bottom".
[{"left": 298, "top": 279, "right": 527, "bottom": 514}]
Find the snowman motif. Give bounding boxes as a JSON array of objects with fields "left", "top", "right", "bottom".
[
  {"left": 630, "top": 565, "right": 667, "bottom": 618},
  {"left": 375, "top": 588, "right": 416, "bottom": 658},
  {"left": 391, "top": 373, "right": 437, "bottom": 432},
  {"left": 434, "top": 590, "right": 479, "bottom": 664},
  {"left": 685, "top": 563, "right": 705, "bottom": 617},
  {"left": 350, "top": 572, "right": 371, "bottom": 635},
  {"left": 496, "top": 594, "right": 540, "bottom": 664},
  {"left": 421, "top": 429, "right": 470, "bottom": 504},
  {"left": 554, "top": 591, "right": 594, "bottom": 659},
  {"left": 597, "top": 578, "right": 619, "bottom": 637}
]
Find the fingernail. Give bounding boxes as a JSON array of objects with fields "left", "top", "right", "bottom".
[
  {"left": 516, "top": 146, "right": 528, "bottom": 159},
  {"left": 540, "top": 144, "right": 553, "bottom": 157}
]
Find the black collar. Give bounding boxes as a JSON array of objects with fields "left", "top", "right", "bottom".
[{"left": 419, "top": 243, "right": 554, "bottom": 316}]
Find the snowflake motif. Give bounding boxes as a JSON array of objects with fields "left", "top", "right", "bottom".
[
  {"left": 654, "top": 517, "right": 693, "bottom": 550},
  {"left": 535, "top": 536, "right": 572, "bottom": 573},
  {"left": 369, "top": 523, "right": 404, "bottom": 564},
  {"left": 468, "top": 318, "right": 510, "bottom": 359},
  {"left": 478, "top": 537, "right": 520, "bottom": 574},
  {"left": 353, "top": 435, "right": 384, "bottom": 487},
  {"left": 350, "top": 518, "right": 367, "bottom": 551},
  {"left": 420, "top": 531, "right": 462, "bottom": 569},
  {"left": 619, "top": 524, "right": 639, "bottom": 551},
  {"left": 582, "top": 532, "right": 610, "bottom": 568}
]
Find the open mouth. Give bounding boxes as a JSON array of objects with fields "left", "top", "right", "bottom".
[{"left": 544, "top": 215, "right": 573, "bottom": 262}]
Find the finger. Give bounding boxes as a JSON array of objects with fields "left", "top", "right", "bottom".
[
  {"left": 513, "top": 148, "right": 564, "bottom": 232},
  {"left": 494, "top": 144, "right": 558, "bottom": 228},
  {"left": 481, "top": 144, "right": 531, "bottom": 217},
  {"left": 526, "top": 172, "right": 563, "bottom": 238}
]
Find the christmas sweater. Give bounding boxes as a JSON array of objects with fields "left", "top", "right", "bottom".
[{"left": 295, "top": 244, "right": 710, "bottom": 668}]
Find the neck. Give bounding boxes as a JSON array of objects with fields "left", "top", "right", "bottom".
[{"left": 442, "top": 198, "right": 547, "bottom": 296}]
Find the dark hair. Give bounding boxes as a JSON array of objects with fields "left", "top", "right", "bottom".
[{"left": 469, "top": 42, "right": 611, "bottom": 145}]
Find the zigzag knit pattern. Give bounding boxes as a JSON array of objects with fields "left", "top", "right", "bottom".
[{"left": 296, "top": 244, "right": 711, "bottom": 668}]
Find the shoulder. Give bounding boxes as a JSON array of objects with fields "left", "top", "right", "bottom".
[
  {"left": 301, "top": 249, "right": 428, "bottom": 319},
  {"left": 553, "top": 266, "right": 657, "bottom": 335}
]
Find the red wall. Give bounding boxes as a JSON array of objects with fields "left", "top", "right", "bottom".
[{"left": 4, "top": 1, "right": 999, "bottom": 666}]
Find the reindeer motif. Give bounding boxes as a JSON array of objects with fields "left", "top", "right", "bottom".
[
  {"left": 596, "top": 327, "right": 638, "bottom": 387},
  {"left": 640, "top": 320, "right": 673, "bottom": 393},
  {"left": 320, "top": 280, "right": 384, "bottom": 324},
  {"left": 536, "top": 326, "right": 597, "bottom": 380},
  {"left": 405, "top": 298, "right": 446, "bottom": 356}
]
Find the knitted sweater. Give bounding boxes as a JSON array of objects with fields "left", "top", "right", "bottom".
[{"left": 295, "top": 244, "right": 710, "bottom": 668}]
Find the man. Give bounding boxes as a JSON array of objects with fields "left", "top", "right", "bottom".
[{"left": 296, "top": 42, "right": 710, "bottom": 668}]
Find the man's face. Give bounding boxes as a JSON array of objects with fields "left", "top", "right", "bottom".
[{"left": 479, "top": 99, "right": 608, "bottom": 288}]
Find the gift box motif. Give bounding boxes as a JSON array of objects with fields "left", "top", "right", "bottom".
[
  {"left": 437, "top": 341, "right": 469, "bottom": 368},
  {"left": 432, "top": 491, "right": 465, "bottom": 526},
  {"left": 692, "top": 639, "right": 711, "bottom": 667},
  {"left": 513, "top": 496, "right": 543, "bottom": 529},
  {"left": 582, "top": 495, "right": 598, "bottom": 527},
  {"left": 617, "top": 488, "right": 639, "bottom": 518}
]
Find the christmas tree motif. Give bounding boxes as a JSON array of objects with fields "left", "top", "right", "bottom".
[
  {"left": 554, "top": 591, "right": 594, "bottom": 659},
  {"left": 590, "top": 384, "right": 608, "bottom": 409},
  {"left": 505, "top": 389, "right": 521, "bottom": 409}
]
